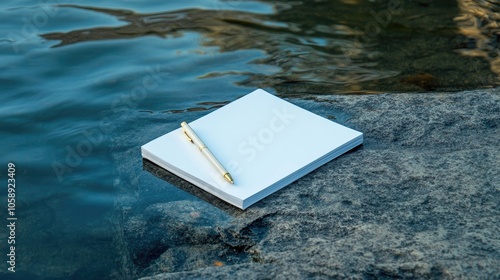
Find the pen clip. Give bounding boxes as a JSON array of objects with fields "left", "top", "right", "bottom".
[
  {"left": 183, "top": 130, "right": 194, "bottom": 143},
  {"left": 181, "top": 122, "right": 194, "bottom": 143}
]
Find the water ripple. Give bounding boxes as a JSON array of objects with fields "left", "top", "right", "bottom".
[{"left": 40, "top": 3, "right": 403, "bottom": 92}]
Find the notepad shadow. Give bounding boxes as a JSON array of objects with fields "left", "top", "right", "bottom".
[{"left": 143, "top": 159, "right": 245, "bottom": 215}]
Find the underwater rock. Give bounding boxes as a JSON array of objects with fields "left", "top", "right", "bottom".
[{"left": 123, "top": 200, "right": 231, "bottom": 270}]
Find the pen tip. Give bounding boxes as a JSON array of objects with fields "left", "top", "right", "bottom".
[{"left": 224, "top": 173, "right": 234, "bottom": 184}]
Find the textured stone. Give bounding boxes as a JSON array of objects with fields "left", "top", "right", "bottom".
[{"left": 123, "top": 89, "right": 499, "bottom": 279}]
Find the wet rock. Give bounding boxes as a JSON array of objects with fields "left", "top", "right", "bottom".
[
  {"left": 123, "top": 200, "right": 231, "bottom": 270},
  {"left": 122, "top": 200, "right": 269, "bottom": 278},
  {"left": 401, "top": 73, "right": 439, "bottom": 90},
  {"left": 136, "top": 89, "right": 500, "bottom": 279}
]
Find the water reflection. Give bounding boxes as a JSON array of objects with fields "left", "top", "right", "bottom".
[
  {"left": 43, "top": 3, "right": 399, "bottom": 91},
  {"left": 41, "top": 1, "right": 498, "bottom": 93},
  {"left": 455, "top": 0, "right": 500, "bottom": 83}
]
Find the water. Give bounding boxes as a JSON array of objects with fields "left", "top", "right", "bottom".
[{"left": 1, "top": 0, "right": 499, "bottom": 278}]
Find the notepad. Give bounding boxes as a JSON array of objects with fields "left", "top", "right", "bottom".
[{"left": 141, "top": 89, "right": 363, "bottom": 209}]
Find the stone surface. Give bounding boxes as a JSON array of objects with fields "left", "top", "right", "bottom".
[{"left": 117, "top": 89, "right": 499, "bottom": 279}]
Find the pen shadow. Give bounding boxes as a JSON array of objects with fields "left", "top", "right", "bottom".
[{"left": 142, "top": 159, "right": 245, "bottom": 216}]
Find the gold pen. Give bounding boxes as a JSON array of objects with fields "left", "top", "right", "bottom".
[{"left": 181, "top": 121, "right": 234, "bottom": 184}]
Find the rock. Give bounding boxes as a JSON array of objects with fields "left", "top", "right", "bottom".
[
  {"left": 127, "top": 89, "right": 499, "bottom": 279},
  {"left": 123, "top": 200, "right": 232, "bottom": 271}
]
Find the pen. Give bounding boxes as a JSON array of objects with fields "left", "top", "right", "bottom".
[{"left": 180, "top": 121, "right": 234, "bottom": 184}]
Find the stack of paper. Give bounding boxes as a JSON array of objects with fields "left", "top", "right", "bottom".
[{"left": 141, "top": 89, "right": 363, "bottom": 209}]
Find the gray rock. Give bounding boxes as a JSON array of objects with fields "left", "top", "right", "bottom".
[{"left": 130, "top": 89, "right": 499, "bottom": 279}]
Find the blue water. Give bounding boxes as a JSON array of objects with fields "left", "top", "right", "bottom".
[{"left": 1, "top": 0, "right": 499, "bottom": 278}]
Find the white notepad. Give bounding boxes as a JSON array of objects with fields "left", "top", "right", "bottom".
[{"left": 141, "top": 89, "right": 363, "bottom": 209}]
